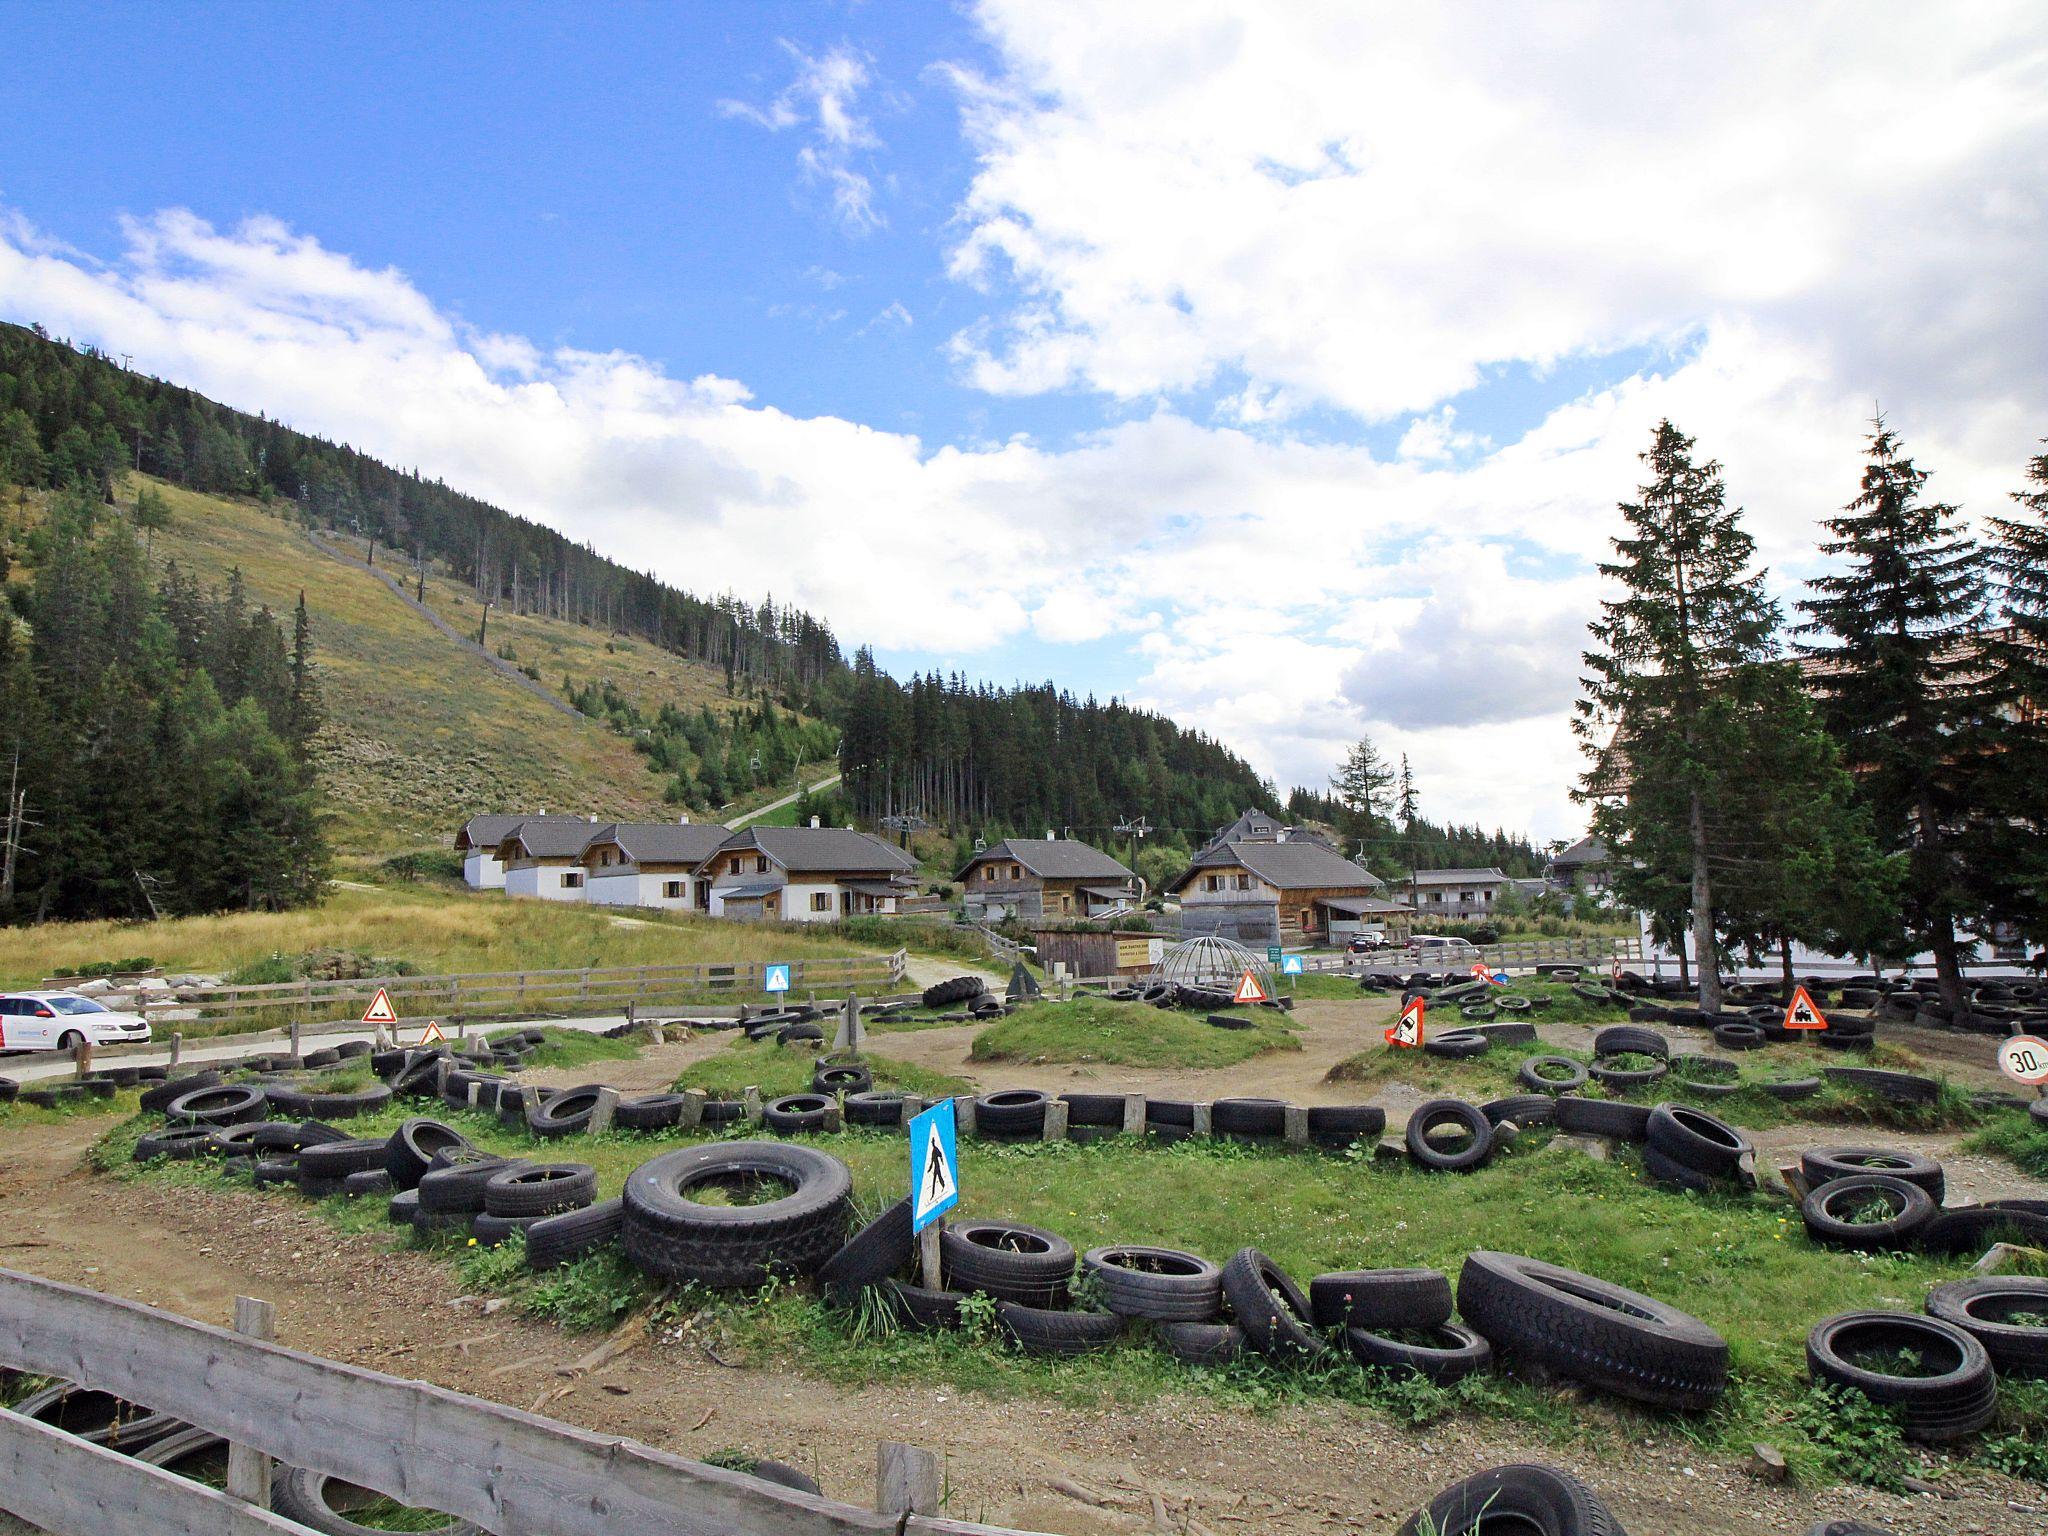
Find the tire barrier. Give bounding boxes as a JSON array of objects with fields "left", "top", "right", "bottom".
[{"left": 1806, "top": 1311, "right": 1998, "bottom": 1441}]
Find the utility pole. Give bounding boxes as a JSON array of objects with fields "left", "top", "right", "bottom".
[
  {"left": 1114, "top": 814, "right": 1150, "bottom": 893},
  {"left": 880, "top": 812, "right": 928, "bottom": 851}
]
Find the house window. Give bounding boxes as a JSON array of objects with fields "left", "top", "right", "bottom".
[
  {"left": 764, "top": 893, "right": 779, "bottom": 913},
  {"left": 1059, "top": 894, "right": 1071, "bottom": 913},
  {"left": 561, "top": 871, "right": 584, "bottom": 889},
  {"left": 730, "top": 857, "right": 745, "bottom": 875},
  {"left": 1205, "top": 874, "right": 1220, "bottom": 892},
  {"left": 1235, "top": 874, "right": 1250, "bottom": 891},
  {"left": 756, "top": 855, "right": 770, "bottom": 874},
  {"left": 1300, "top": 908, "right": 1312, "bottom": 929},
  {"left": 663, "top": 880, "right": 684, "bottom": 899},
  {"left": 811, "top": 892, "right": 832, "bottom": 913},
  {"left": 1011, "top": 864, "right": 1022, "bottom": 880}
]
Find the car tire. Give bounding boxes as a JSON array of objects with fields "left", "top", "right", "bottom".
[
  {"left": 614, "top": 1093, "right": 687, "bottom": 1131},
  {"left": 133, "top": 1126, "right": 221, "bottom": 1161},
  {"left": 1518, "top": 1057, "right": 1589, "bottom": 1094},
  {"left": 1915, "top": 1204, "right": 2048, "bottom": 1257},
  {"left": 386, "top": 1118, "right": 472, "bottom": 1190},
  {"left": 1644, "top": 1104, "right": 1750, "bottom": 1179},
  {"left": 623, "top": 1142, "right": 852, "bottom": 1287},
  {"left": 1925, "top": 1276, "right": 2048, "bottom": 1377},
  {"left": 1397, "top": 1463, "right": 1623, "bottom": 1536},
  {"left": 818, "top": 1198, "right": 916, "bottom": 1304},
  {"left": 527, "top": 1085, "right": 604, "bottom": 1138},
  {"left": 484, "top": 1162, "right": 597, "bottom": 1218},
  {"left": 1306, "top": 1104, "right": 1385, "bottom": 1148},
  {"left": 1806, "top": 1311, "right": 1997, "bottom": 1441},
  {"left": 1801, "top": 1147, "right": 1946, "bottom": 1205},
  {"left": 762, "top": 1093, "right": 831, "bottom": 1134},
  {"left": 1553, "top": 1097, "right": 1653, "bottom": 1141},
  {"left": 1346, "top": 1322, "right": 1493, "bottom": 1384},
  {"left": 844, "top": 1091, "right": 906, "bottom": 1127},
  {"left": 1424, "top": 1030, "right": 1491, "bottom": 1060},
  {"left": 1308, "top": 1268, "right": 1452, "bottom": 1331},
  {"left": 998, "top": 1301, "right": 1122, "bottom": 1356},
  {"left": 298, "top": 1138, "right": 388, "bottom": 1180},
  {"left": 270, "top": 1467, "right": 478, "bottom": 1535},
  {"left": 882, "top": 1278, "right": 967, "bottom": 1331},
  {"left": 1404, "top": 1099, "right": 1494, "bottom": 1172},
  {"left": 1456, "top": 1250, "right": 1729, "bottom": 1410},
  {"left": 1211, "top": 1098, "right": 1288, "bottom": 1138},
  {"left": 1155, "top": 1320, "right": 1243, "bottom": 1366},
  {"left": 1593, "top": 1025, "right": 1669, "bottom": 1059},
  {"left": 1082, "top": 1246, "right": 1223, "bottom": 1322},
  {"left": 1711, "top": 1022, "right": 1767, "bottom": 1051},
  {"left": 525, "top": 1198, "right": 623, "bottom": 1270},
  {"left": 1800, "top": 1174, "right": 1938, "bottom": 1249},
  {"left": 417, "top": 1155, "right": 525, "bottom": 1214},
  {"left": 1220, "top": 1247, "right": 1325, "bottom": 1366},
  {"left": 1480, "top": 1095, "right": 1556, "bottom": 1128},
  {"left": 975, "top": 1089, "right": 1051, "bottom": 1139},
  {"left": 921, "top": 976, "right": 986, "bottom": 1009},
  {"left": 941, "top": 1219, "right": 1076, "bottom": 1305},
  {"left": 165, "top": 1083, "right": 270, "bottom": 1126},
  {"left": 1821, "top": 1067, "right": 1940, "bottom": 1106}
]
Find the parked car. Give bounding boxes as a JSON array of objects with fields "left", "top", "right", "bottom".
[
  {"left": 1405, "top": 935, "right": 1480, "bottom": 964},
  {"left": 1346, "top": 929, "right": 1391, "bottom": 954},
  {"left": 0, "top": 991, "right": 152, "bottom": 1051}
]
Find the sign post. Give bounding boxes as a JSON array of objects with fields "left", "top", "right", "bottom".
[
  {"left": 1386, "top": 995, "right": 1424, "bottom": 1049},
  {"left": 908, "top": 1099, "right": 960, "bottom": 1289}
]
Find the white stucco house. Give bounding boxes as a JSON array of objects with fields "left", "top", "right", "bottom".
[
  {"left": 579, "top": 820, "right": 731, "bottom": 911},
  {"left": 455, "top": 812, "right": 592, "bottom": 889},
  {"left": 704, "top": 826, "right": 917, "bottom": 923},
  {"left": 497, "top": 818, "right": 602, "bottom": 902}
]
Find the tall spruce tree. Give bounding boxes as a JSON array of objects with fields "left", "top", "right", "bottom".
[
  {"left": 1975, "top": 442, "right": 2048, "bottom": 946},
  {"left": 1330, "top": 737, "right": 1396, "bottom": 848},
  {"left": 1396, "top": 755, "right": 1419, "bottom": 828},
  {"left": 1796, "top": 418, "right": 1992, "bottom": 1015},
  {"left": 1575, "top": 421, "right": 1780, "bottom": 1011}
]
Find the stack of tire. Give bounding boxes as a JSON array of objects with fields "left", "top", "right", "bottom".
[
  {"left": 1398, "top": 1464, "right": 1626, "bottom": 1536},
  {"left": 1638, "top": 1103, "right": 1753, "bottom": 1193},
  {"left": 919, "top": 976, "right": 988, "bottom": 1013},
  {"left": 1798, "top": 1146, "right": 2048, "bottom": 1255},
  {"left": 1807, "top": 1310, "right": 1999, "bottom": 1440},
  {"left": 622, "top": 1141, "right": 851, "bottom": 1287}
]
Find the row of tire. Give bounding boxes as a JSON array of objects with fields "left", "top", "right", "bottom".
[{"left": 0, "top": 1034, "right": 432, "bottom": 1110}]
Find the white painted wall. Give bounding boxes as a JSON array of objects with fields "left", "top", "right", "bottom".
[
  {"left": 464, "top": 850, "right": 506, "bottom": 890},
  {"left": 505, "top": 863, "right": 587, "bottom": 902},
  {"left": 586, "top": 871, "right": 697, "bottom": 910}
]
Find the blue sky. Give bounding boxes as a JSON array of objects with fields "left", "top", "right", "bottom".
[{"left": 3, "top": 3, "right": 2041, "bottom": 836}]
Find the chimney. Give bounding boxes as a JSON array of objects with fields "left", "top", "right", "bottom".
[
  {"left": 1276, "top": 829, "right": 1289, "bottom": 843},
  {"left": 810, "top": 815, "right": 821, "bottom": 828},
  {"left": 1045, "top": 829, "right": 1056, "bottom": 840},
  {"left": 677, "top": 813, "right": 690, "bottom": 825},
  {"left": 588, "top": 813, "right": 598, "bottom": 823}
]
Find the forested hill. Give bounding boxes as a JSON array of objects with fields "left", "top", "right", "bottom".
[{"left": 0, "top": 321, "right": 1278, "bottom": 841}]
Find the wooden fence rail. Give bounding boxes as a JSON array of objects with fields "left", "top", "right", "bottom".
[
  {"left": 40, "top": 951, "right": 909, "bottom": 1029},
  {"left": 0, "top": 1268, "right": 1033, "bottom": 1536}
]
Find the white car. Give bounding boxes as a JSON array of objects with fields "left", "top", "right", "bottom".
[{"left": 0, "top": 991, "right": 153, "bottom": 1051}]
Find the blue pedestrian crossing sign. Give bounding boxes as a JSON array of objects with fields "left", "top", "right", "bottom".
[
  {"left": 909, "top": 1098, "right": 960, "bottom": 1232},
  {"left": 1281, "top": 954, "right": 1304, "bottom": 975},
  {"left": 764, "top": 963, "right": 791, "bottom": 994}
]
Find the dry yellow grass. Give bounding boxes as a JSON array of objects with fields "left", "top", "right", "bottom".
[{"left": 0, "top": 881, "right": 877, "bottom": 987}]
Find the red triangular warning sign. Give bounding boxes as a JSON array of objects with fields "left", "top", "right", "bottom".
[
  {"left": 1386, "top": 996, "right": 1425, "bottom": 1049},
  {"left": 361, "top": 987, "right": 398, "bottom": 1024},
  {"left": 1783, "top": 985, "right": 1828, "bottom": 1031},
  {"left": 1233, "top": 969, "right": 1269, "bottom": 1005},
  {"left": 413, "top": 1019, "right": 446, "bottom": 1046}
]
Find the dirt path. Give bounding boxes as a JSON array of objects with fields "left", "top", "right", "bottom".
[{"left": 2, "top": 1113, "right": 2042, "bottom": 1535}]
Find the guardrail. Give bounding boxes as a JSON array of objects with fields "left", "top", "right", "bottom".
[
  {"left": 40, "top": 952, "right": 909, "bottom": 1032},
  {"left": 1302, "top": 936, "right": 1640, "bottom": 973},
  {"left": 0, "top": 1268, "right": 1032, "bottom": 1536}
]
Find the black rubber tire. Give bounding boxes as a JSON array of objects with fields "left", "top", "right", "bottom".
[
  {"left": 1642, "top": 1145, "right": 1715, "bottom": 1194},
  {"left": 1480, "top": 1095, "right": 1556, "bottom": 1128},
  {"left": 942, "top": 1219, "right": 1076, "bottom": 1306},
  {"left": 270, "top": 1466, "right": 478, "bottom": 1535},
  {"left": 1211, "top": 1097, "right": 1288, "bottom": 1138},
  {"left": 1309, "top": 1268, "right": 1452, "bottom": 1331},
  {"left": 775, "top": 1023, "right": 825, "bottom": 1046},
  {"left": 484, "top": 1162, "right": 597, "bottom": 1217},
  {"left": 921, "top": 976, "right": 986, "bottom": 1009},
  {"left": 133, "top": 1126, "right": 221, "bottom": 1162},
  {"left": 1220, "top": 1247, "right": 1325, "bottom": 1366},
  {"left": 1424, "top": 1030, "right": 1491, "bottom": 1060},
  {"left": 1205, "top": 1011, "right": 1254, "bottom": 1031},
  {"left": 1553, "top": 1097, "right": 1653, "bottom": 1141},
  {"left": 844, "top": 1091, "right": 907, "bottom": 1127},
  {"left": 1644, "top": 1103, "right": 1750, "bottom": 1179},
  {"left": 975, "top": 1088, "right": 1051, "bottom": 1138},
  {"left": 998, "top": 1300, "right": 1122, "bottom": 1355},
  {"left": 1806, "top": 1311, "right": 1997, "bottom": 1441},
  {"left": 1760, "top": 1076, "right": 1823, "bottom": 1101},
  {"left": 615, "top": 1094, "right": 687, "bottom": 1131},
  {"left": 136, "top": 1424, "right": 228, "bottom": 1478},
  {"left": 343, "top": 1168, "right": 393, "bottom": 1197},
  {"left": 1155, "top": 1320, "right": 1242, "bottom": 1366},
  {"left": 622, "top": 1141, "right": 852, "bottom": 1287},
  {"left": 882, "top": 1278, "right": 966, "bottom": 1330},
  {"left": 747, "top": 1461, "right": 820, "bottom": 1496},
  {"left": 2031, "top": 1098, "right": 2048, "bottom": 1127},
  {"left": 1666, "top": 1055, "right": 1741, "bottom": 1098},
  {"left": 818, "top": 1198, "right": 915, "bottom": 1304},
  {"left": 9, "top": 1385, "right": 183, "bottom": 1452},
  {"left": 165, "top": 1083, "right": 270, "bottom": 1126},
  {"left": 527, "top": 1085, "right": 603, "bottom": 1138},
  {"left": 1588, "top": 1054, "right": 1667, "bottom": 1091},
  {"left": 1916, "top": 1204, "right": 2048, "bottom": 1256},
  {"left": 1082, "top": 1246, "right": 1223, "bottom": 1322},
  {"left": 1457, "top": 1250, "right": 1729, "bottom": 1410},
  {"left": 1802, "top": 1147, "right": 1946, "bottom": 1205},
  {"left": 1801, "top": 1175, "right": 1937, "bottom": 1249},
  {"left": 139, "top": 1071, "right": 222, "bottom": 1113},
  {"left": 386, "top": 1118, "right": 471, "bottom": 1190},
  {"left": 386, "top": 1187, "right": 420, "bottom": 1224},
  {"left": 1306, "top": 1103, "right": 1385, "bottom": 1147},
  {"left": 286, "top": 1082, "right": 395, "bottom": 1121},
  {"left": 812, "top": 1063, "right": 872, "bottom": 1096},
  {"left": 1145, "top": 1098, "right": 1195, "bottom": 1129},
  {"left": 1404, "top": 1099, "right": 1494, "bottom": 1172},
  {"left": 1822, "top": 1067, "right": 1940, "bottom": 1106},
  {"left": 763, "top": 1093, "right": 831, "bottom": 1134},
  {"left": 1593, "top": 1025, "right": 1669, "bottom": 1059},
  {"left": 1926, "top": 1276, "right": 2048, "bottom": 1377},
  {"left": 525, "top": 1198, "right": 623, "bottom": 1270},
  {"left": 1346, "top": 1322, "right": 1493, "bottom": 1384},
  {"left": 1519, "top": 1057, "right": 1589, "bottom": 1094},
  {"left": 253, "top": 1155, "right": 298, "bottom": 1187},
  {"left": 470, "top": 1211, "right": 547, "bottom": 1246},
  {"left": 298, "top": 1138, "right": 388, "bottom": 1180},
  {"left": 1060, "top": 1092, "right": 1128, "bottom": 1128},
  {"left": 1397, "top": 1463, "right": 1623, "bottom": 1536},
  {"left": 1711, "top": 1022, "right": 1767, "bottom": 1051},
  {"left": 417, "top": 1156, "right": 525, "bottom": 1215}
]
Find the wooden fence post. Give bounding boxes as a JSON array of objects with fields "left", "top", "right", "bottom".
[
  {"left": 899, "top": 1095, "right": 925, "bottom": 1130},
  {"left": 1120, "top": 1093, "right": 1146, "bottom": 1135},
  {"left": 1041, "top": 1098, "right": 1068, "bottom": 1143},
  {"left": 679, "top": 1090, "right": 706, "bottom": 1130},
  {"left": 71, "top": 1041, "right": 91, "bottom": 1082},
  {"left": 167, "top": 1031, "right": 182, "bottom": 1070},
  {"left": 225, "top": 1296, "right": 276, "bottom": 1510},
  {"left": 918, "top": 1222, "right": 944, "bottom": 1289},
  {"left": 877, "top": 1442, "right": 941, "bottom": 1519},
  {"left": 952, "top": 1095, "right": 977, "bottom": 1139},
  {"left": 1191, "top": 1103, "right": 1213, "bottom": 1137},
  {"left": 742, "top": 1086, "right": 763, "bottom": 1125},
  {"left": 288, "top": 1021, "right": 302, "bottom": 1060}
]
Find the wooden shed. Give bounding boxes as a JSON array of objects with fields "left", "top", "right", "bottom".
[{"left": 1031, "top": 927, "right": 1164, "bottom": 980}]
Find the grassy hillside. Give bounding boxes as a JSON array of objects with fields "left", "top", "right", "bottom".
[{"left": 94, "top": 476, "right": 814, "bottom": 859}]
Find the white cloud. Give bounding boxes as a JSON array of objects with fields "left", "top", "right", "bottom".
[{"left": 723, "top": 43, "right": 888, "bottom": 233}]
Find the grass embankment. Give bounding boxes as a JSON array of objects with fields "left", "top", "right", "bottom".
[
  {"left": 484, "top": 1026, "right": 644, "bottom": 1074},
  {"left": 101, "top": 1100, "right": 2048, "bottom": 1491},
  {"left": 671, "top": 1035, "right": 970, "bottom": 1101},
  {"left": 0, "top": 883, "right": 881, "bottom": 991},
  {"left": 1966, "top": 1112, "right": 2048, "bottom": 1177},
  {"left": 968, "top": 996, "right": 1299, "bottom": 1068}
]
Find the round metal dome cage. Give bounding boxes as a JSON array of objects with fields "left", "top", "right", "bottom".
[{"left": 1146, "top": 935, "right": 1272, "bottom": 990}]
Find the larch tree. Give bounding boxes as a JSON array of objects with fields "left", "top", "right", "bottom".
[
  {"left": 1574, "top": 420, "right": 1780, "bottom": 1012},
  {"left": 1331, "top": 736, "right": 1396, "bottom": 848},
  {"left": 1796, "top": 418, "right": 1992, "bottom": 1017},
  {"left": 1975, "top": 441, "right": 2048, "bottom": 947}
]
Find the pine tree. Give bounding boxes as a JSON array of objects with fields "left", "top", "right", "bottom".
[
  {"left": 1796, "top": 418, "right": 1993, "bottom": 1014},
  {"left": 1396, "top": 755, "right": 1419, "bottom": 828},
  {"left": 1974, "top": 441, "right": 2048, "bottom": 946},
  {"left": 285, "top": 591, "right": 323, "bottom": 752},
  {"left": 1330, "top": 737, "right": 1395, "bottom": 846},
  {"left": 1575, "top": 421, "right": 1780, "bottom": 1012}
]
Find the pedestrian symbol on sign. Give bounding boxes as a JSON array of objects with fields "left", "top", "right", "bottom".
[
  {"left": 764, "top": 964, "right": 791, "bottom": 994},
  {"left": 909, "top": 1099, "right": 960, "bottom": 1232},
  {"left": 1281, "top": 954, "right": 1305, "bottom": 976}
]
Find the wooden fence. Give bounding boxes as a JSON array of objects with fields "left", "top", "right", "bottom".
[
  {"left": 1299, "top": 935, "right": 1641, "bottom": 973},
  {"left": 44, "top": 952, "right": 909, "bottom": 1031},
  {"left": 0, "top": 1268, "right": 1033, "bottom": 1536}
]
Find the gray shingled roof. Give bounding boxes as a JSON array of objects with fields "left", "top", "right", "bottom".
[
  {"left": 1548, "top": 834, "right": 1610, "bottom": 867},
  {"left": 1170, "top": 840, "right": 1384, "bottom": 893},
  {"left": 456, "top": 812, "right": 589, "bottom": 851},
  {"left": 1403, "top": 867, "right": 1510, "bottom": 886},
  {"left": 955, "top": 838, "right": 1136, "bottom": 883},
  {"left": 588, "top": 822, "right": 732, "bottom": 867},
  {"left": 501, "top": 819, "right": 601, "bottom": 859},
  {"left": 715, "top": 826, "right": 916, "bottom": 875}
]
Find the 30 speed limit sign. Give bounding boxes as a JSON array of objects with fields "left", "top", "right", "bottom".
[{"left": 1998, "top": 1034, "right": 2048, "bottom": 1086}]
